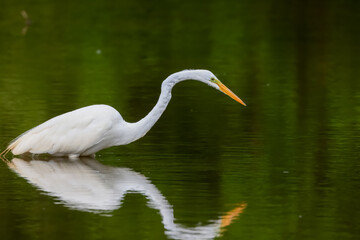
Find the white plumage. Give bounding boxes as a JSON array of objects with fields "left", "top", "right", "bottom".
[
  {"left": 2, "top": 69, "right": 246, "bottom": 158},
  {"left": 8, "top": 105, "right": 123, "bottom": 157}
]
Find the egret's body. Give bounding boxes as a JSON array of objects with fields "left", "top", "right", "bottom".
[{"left": 2, "top": 70, "right": 246, "bottom": 158}]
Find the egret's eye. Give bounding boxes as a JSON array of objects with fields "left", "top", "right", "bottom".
[{"left": 210, "top": 77, "right": 216, "bottom": 83}]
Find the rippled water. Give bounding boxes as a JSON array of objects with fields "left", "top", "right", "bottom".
[{"left": 1, "top": 1, "right": 360, "bottom": 240}]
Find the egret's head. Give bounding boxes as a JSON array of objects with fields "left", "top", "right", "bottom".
[
  {"left": 196, "top": 70, "right": 247, "bottom": 106},
  {"left": 169, "top": 69, "right": 246, "bottom": 106}
]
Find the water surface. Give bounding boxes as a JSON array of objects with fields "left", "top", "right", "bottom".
[{"left": 0, "top": 0, "right": 359, "bottom": 239}]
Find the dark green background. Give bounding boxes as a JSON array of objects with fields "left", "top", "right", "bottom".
[{"left": 0, "top": 0, "right": 359, "bottom": 239}]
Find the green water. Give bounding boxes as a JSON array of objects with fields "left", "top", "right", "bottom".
[{"left": 0, "top": 0, "right": 359, "bottom": 239}]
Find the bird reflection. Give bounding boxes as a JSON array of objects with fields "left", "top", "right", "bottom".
[{"left": 6, "top": 157, "right": 246, "bottom": 240}]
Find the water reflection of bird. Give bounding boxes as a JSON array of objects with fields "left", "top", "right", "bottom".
[
  {"left": 1, "top": 70, "right": 246, "bottom": 158},
  {"left": 7, "top": 157, "right": 246, "bottom": 240}
]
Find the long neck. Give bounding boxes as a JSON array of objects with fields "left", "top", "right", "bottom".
[{"left": 127, "top": 72, "right": 190, "bottom": 143}]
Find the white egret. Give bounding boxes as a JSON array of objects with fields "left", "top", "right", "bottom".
[{"left": 1, "top": 69, "right": 246, "bottom": 158}]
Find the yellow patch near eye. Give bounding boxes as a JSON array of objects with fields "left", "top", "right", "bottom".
[{"left": 210, "top": 77, "right": 218, "bottom": 83}]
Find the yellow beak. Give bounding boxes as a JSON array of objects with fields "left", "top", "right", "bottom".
[{"left": 217, "top": 82, "right": 246, "bottom": 106}]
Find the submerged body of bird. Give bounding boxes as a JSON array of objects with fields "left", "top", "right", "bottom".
[{"left": 1, "top": 69, "right": 246, "bottom": 158}]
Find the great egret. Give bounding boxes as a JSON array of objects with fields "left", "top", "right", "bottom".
[{"left": 2, "top": 69, "right": 246, "bottom": 158}]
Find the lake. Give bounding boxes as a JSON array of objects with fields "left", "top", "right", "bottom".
[{"left": 0, "top": 0, "right": 359, "bottom": 239}]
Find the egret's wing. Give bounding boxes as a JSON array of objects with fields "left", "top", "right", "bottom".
[{"left": 8, "top": 105, "right": 122, "bottom": 155}]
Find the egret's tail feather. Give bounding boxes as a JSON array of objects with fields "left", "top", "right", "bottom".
[
  {"left": 1, "top": 136, "right": 22, "bottom": 158},
  {"left": 0, "top": 147, "right": 11, "bottom": 163},
  {"left": 0, "top": 147, "right": 10, "bottom": 157},
  {"left": 6, "top": 138, "right": 24, "bottom": 156}
]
